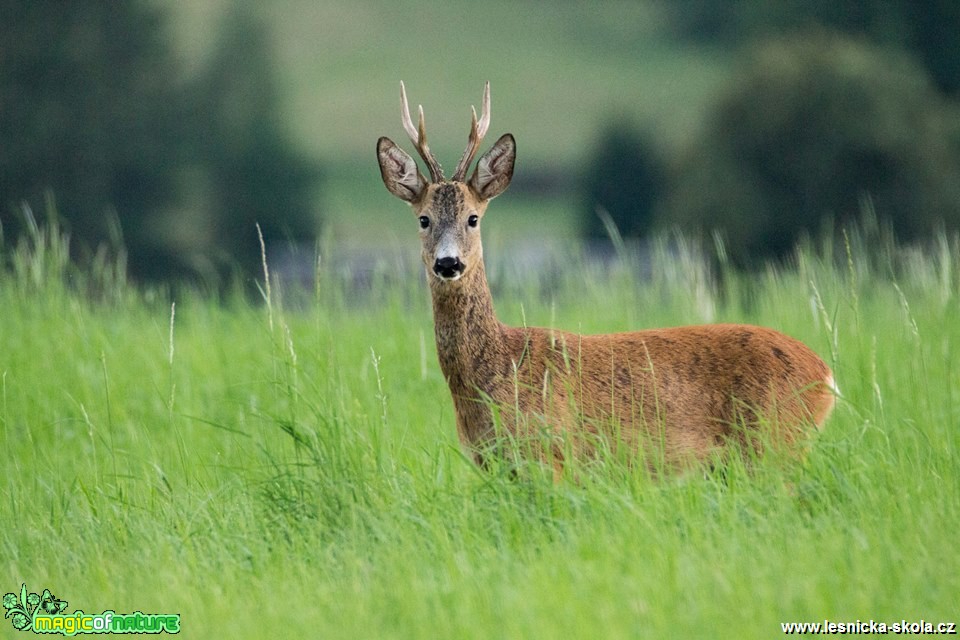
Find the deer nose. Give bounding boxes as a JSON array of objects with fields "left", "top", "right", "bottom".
[{"left": 433, "top": 256, "right": 465, "bottom": 279}]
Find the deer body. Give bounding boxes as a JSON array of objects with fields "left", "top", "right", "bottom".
[{"left": 378, "top": 83, "right": 835, "bottom": 471}]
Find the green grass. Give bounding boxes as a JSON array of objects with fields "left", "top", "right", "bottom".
[{"left": 2, "top": 221, "right": 958, "bottom": 638}]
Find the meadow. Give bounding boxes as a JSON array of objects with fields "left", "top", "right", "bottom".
[{"left": 2, "top": 217, "right": 958, "bottom": 638}]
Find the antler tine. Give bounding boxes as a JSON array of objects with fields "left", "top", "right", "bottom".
[
  {"left": 452, "top": 81, "right": 491, "bottom": 182},
  {"left": 477, "top": 80, "right": 491, "bottom": 138},
  {"left": 399, "top": 81, "right": 444, "bottom": 182},
  {"left": 399, "top": 81, "right": 419, "bottom": 144}
]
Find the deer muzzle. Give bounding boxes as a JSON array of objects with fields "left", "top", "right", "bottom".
[{"left": 433, "top": 256, "right": 465, "bottom": 280}]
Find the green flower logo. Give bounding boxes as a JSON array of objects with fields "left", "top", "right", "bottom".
[
  {"left": 11, "top": 612, "right": 29, "bottom": 630},
  {"left": 3, "top": 584, "right": 68, "bottom": 632}
]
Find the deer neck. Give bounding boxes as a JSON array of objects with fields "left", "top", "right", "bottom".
[{"left": 428, "top": 258, "right": 506, "bottom": 391}]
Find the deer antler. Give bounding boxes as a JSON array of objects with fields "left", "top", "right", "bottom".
[
  {"left": 452, "top": 82, "right": 491, "bottom": 182},
  {"left": 400, "top": 81, "right": 444, "bottom": 183}
]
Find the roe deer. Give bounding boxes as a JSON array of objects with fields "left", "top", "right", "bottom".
[{"left": 376, "top": 81, "right": 836, "bottom": 473}]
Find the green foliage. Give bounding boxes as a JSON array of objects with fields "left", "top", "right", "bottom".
[
  {"left": 189, "top": 4, "right": 321, "bottom": 282},
  {"left": 580, "top": 121, "right": 665, "bottom": 242},
  {"left": 662, "top": 33, "right": 960, "bottom": 265},
  {"left": 1, "top": 220, "right": 958, "bottom": 637},
  {"left": 0, "top": 1, "right": 184, "bottom": 263},
  {"left": 0, "top": 1, "right": 320, "bottom": 282},
  {"left": 661, "top": 0, "right": 960, "bottom": 94}
]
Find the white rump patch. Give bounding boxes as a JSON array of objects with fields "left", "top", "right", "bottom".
[{"left": 825, "top": 373, "right": 840, "bottom": 397}]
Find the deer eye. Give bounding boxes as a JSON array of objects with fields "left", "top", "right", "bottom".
[
  {"left": 418, "top": 216, "right": 430, "bottom": 229},
  {"left": 467, "top": 214, "right": 479, "bottom": 228}
]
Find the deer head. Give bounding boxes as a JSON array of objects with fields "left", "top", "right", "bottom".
[{"left": 377, "top": 82, "right": 516, "bottom": 282}]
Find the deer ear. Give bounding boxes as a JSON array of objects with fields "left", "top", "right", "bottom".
[
  {"left": 469, "top": 134, "right": 515, "bottom": 201},
  {"left": 377, "top": 137, "right": 427, "bottom": 202}
]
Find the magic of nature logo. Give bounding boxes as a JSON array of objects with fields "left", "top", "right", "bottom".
[{"left": 4, "top": 584, "right": 180, "bottom": 635}]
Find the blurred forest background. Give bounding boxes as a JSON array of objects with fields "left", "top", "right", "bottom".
[{"left": 2, "top": 0, "right": 959, "bottom": 283}]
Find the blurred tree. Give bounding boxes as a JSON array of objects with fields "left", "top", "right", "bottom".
[
  {"left": 661, "top": 0, "right": 960, "bottom": 95},
  {"left": 581, "top": 121, "right": 665, "bottom": 243},
  {"left": 192, "top": 4, "right": 320, "bottom": 281},
  {"left": 0, "top": 1, "right": 185, "bottom": 267},
  {"left": 661, "top": 33, "right": 960, "bottom": 264},
  {"left": 902, "top": 1, "right": 960, "bottom": 95},
  {"left": 0, "top": 2, "right": 321, "bottom": 282}
]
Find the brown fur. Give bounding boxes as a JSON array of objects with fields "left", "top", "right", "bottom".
[
  {"left": 429, "top": 248, "right": 834, "bottom": 470},
  {"left": 376, "top": 88, "right": 835, "bottom": 473}
]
